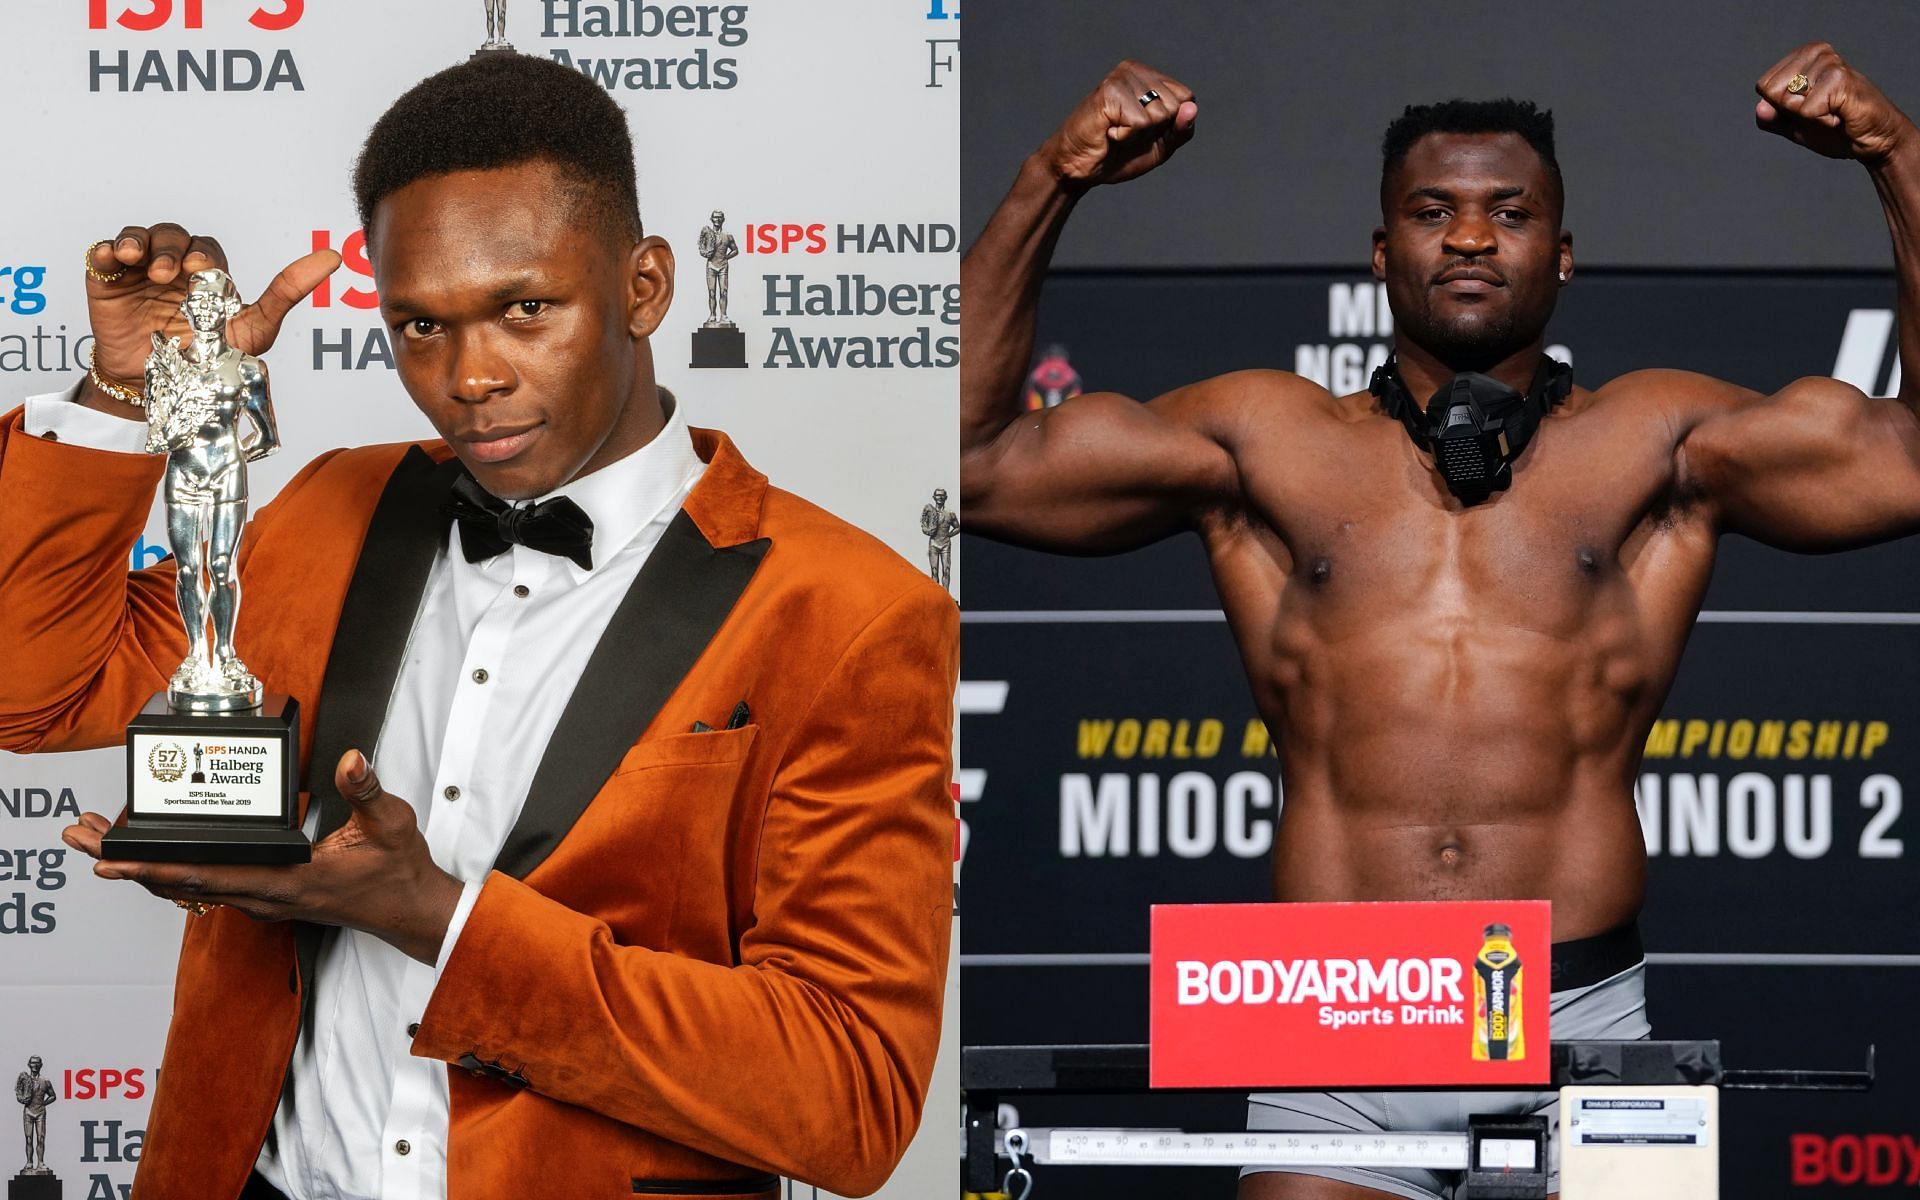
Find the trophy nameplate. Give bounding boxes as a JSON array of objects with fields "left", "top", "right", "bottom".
[{"left": 117, "top": 695, "right": 305, "bottom": 864}]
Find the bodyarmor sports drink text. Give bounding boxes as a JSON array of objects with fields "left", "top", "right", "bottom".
[{"left": 1472, "top": 924, "right": 1525, "bottom": 1061}]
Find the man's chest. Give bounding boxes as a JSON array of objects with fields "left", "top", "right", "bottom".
[{"left": 1215, "top": 406, "right": 1709, "bottom": 636}]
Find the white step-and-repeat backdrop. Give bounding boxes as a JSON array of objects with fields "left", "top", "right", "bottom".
[{"left": 0, "top": 3, "right": 960, "bottom": 1196}]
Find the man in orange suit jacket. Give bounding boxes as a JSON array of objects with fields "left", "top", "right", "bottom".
[{"left": 0, "top": 53, "right": 956, "bottom": 1200}]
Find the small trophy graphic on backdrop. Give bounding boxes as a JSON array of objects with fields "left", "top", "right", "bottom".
[
  {"left": 10, "top": 1053, "right": 60, "bottom": 1200},
  {"left": 474, "top": 0, "right": 515, "bottom": 54},
  {"left": 690, "top": 209, "right": 747, "bottom": 368},
  {"left": 922, "top": 489, "right": 959, "bottom": 594}
]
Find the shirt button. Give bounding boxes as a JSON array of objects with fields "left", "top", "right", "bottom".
[
  {"left": 40, "top": 429, "right": 59, "bottom": 442},
  {"left": 471, "top": 668, "right": 489, "bottom": 684},
  {"left": 443, "top": 785, "right": 461, "bottom": 801},
  {"left": 513, "top": 584, "right": 530, "bottom": 598},
  {"left": 395, "top": 1139, "right": 411, "bottom": 1156},
  {"left": 407, "top": 1022, "right": 420, "bottom": 1037}
]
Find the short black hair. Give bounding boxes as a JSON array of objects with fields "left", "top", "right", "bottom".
[
  {"left": 1380, "top": 98, "right": 1562, "bottom": 214},
  {"left": 353, "top": 53, "right": 643, "bottom": 244}
]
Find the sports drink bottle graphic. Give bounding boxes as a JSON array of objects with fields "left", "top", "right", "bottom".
[{"left": 1472, "top": 923, "right": 1525, "bottom": 1061}]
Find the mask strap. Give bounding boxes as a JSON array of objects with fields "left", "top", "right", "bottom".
[{"left": 1369, "top": 355, "right": 1431, "bottom": 450}]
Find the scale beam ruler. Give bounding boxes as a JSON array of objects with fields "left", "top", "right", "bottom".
[
  {"left": 1005, "top": 1127, "right": 1472, "bottom": 1170},
  {"left": 961, "top": 1041, "right": 1874, "bottom": 1193}
]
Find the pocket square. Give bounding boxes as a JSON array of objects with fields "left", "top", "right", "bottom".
[{"left": 691, "top": 700, "right": 750, "bottom": 734}]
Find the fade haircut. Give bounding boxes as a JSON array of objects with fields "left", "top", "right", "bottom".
[
  {"left": 1380, "top": 98, "right": 1562, "bottom": 217},
  {"left": 353, "top": 53, "right": 643, "bottom": 246}
]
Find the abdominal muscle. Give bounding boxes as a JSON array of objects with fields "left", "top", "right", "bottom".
[{"left": 1254, "top": 613, "right": 1653, "bottom": 942}]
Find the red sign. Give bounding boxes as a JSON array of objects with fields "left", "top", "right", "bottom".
[
  {"left": 1150, "top": 900, "right": 1551, "bottom": 1089},
  {"left": 1791, "top": 1134, "right": 1920, "bottom": 1186}
]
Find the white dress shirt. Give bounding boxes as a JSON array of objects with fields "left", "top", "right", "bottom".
[{"left": 26, "top": 386, "right": 706, "bottom": 1200}]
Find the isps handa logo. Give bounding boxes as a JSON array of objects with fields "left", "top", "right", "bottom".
[
  {"left": 684, "top": 215, "right": 958, "bottom": 371},
  {"left": 87, "top": 0, "right": 305, "bottom": 94},
  {"left": 146, "top": 742, "right": 187, "bottom": 783}
]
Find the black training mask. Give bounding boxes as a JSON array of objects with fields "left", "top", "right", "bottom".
[{"left": 1369, "top": 356, "right": 1572, "bottom": 505}]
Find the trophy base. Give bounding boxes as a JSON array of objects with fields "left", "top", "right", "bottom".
[
  {"left": 119, "top": 693, "right": 310, "bottom": 865},
  {"left": 168, "top": 681, "right": 264, "bottom": 712},
  {"left": 472, "top": 42, "right": 517, "bottom": 57},
  {"left": 691, "top": 325, "right": 747, "bottom": 368},
  {"left": 101, "top": 822, "right": 310, "bottom": 865},
  {"left": 8, "top": 1172, "right": 62, "bottom": 1199}
]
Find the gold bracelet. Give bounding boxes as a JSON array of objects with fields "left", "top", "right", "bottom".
[{"left": 87, "top": 340, "right": 147, "bottom": 409}]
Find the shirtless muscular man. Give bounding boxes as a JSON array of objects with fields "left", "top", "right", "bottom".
[{"left": 961, "top": 42, "right": 1918, "bottom": 1200}]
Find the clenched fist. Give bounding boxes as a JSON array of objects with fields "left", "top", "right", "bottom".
[
  {"left": 1040, "top": 59, "right": 1198, "bottom": 190},
  {"left": 82, "top": 225, "right": 337, "bottom": 418},
  {"left": 1755, "top": 43, "right": 1913, "bottom": 167}
]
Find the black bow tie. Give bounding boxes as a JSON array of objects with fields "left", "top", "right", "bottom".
[{"left": 444, "top": 472, "right": 595, "bottom": 571}]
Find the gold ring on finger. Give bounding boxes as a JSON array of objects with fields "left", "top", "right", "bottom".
[
  {"left": 1786, "top": 73, "right": 1811, "bottom": 96},
  {"left": 85, "top": 240, "right": 127, "bottom": 284},
  {"left": 171, "top": 899, "right": 213, "bottom": 917}
]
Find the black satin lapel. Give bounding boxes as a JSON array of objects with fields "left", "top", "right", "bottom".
[
  {"left": 492, "top": 510, "right": 769, "bottom": 880},
  {"left": 304, "top": 446, "right": 463, "bottom": 837},
  {"left": 294, "top": 447, "right": 459, "bottom": 1024}
]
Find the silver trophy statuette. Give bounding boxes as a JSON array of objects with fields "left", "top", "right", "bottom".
[
  {"left": 14, "top": 1055, "right": 54, "bottom": 1177},
  {"left": 699, "top": 209, "right": 740, "bottom": 328},
  {"left": 921, "top": 488, "right": 959, "bottom": 592},
  {"left": 144, "top": 268, "right": 280, "bottom": 713},
  {"left": 106, "top": 266, "right": 306, "bottom": 865}
]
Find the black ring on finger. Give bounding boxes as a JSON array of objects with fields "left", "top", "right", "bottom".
[{"left": 1139, "top": 89, "right": 1160, "bottom": 107}]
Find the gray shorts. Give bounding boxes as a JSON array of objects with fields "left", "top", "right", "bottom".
[{"left": 1241, "top": 960, "right": 1651, "bottom": 1199}]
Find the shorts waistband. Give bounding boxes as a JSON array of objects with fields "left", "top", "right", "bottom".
[{"left": 1551, "top": 921, "right": 1643, "bottom": 992}]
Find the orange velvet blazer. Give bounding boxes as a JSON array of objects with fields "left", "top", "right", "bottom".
[{"left": 0, "top": 407, "right": 959, "bottom": 1199}]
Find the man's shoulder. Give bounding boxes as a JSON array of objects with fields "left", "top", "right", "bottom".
[
  {"left": 1586, "top": 369, "right": 1754, "bottom": 413},
  {"left": 1171, "top": 368, "right": 1338, "bottom": 412},
  {"left": 1578, "top": 370, "right": 1760, "bottom": 442},
  {"left": 253, "top": 439, "right": 449, "bottom": 537},
  {"left": 280, "top": 439, "right": 448, "bottom": 497},
  {"left": 1151, "top": 369, "right": 1345, "bottom": 449}
]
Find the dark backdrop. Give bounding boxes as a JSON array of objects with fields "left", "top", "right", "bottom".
[{"left": 961, "top": 0, "right": 1920, "bottom": 269}]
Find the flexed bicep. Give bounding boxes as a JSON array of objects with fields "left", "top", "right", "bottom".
[
  {"left": 960, "top": 374, "right": 1256, "bottom": 554},
  {"left": 1679, "top": 371, "right": 1920, "bottom": 551}
]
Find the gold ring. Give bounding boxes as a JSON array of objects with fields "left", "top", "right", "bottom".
[
  {"left": 85, "top": 240, "right": 127, "bottom": 284},
  {"left": 1786, "top": 73, "right": 1812, "bottom": 96},
  {"left": 172, "top": 899, "right": 213, "bottom": 917}
]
